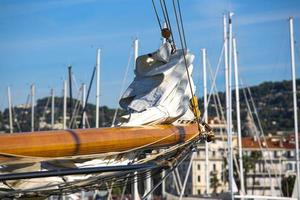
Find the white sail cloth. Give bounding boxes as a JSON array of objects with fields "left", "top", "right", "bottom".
[{"left": 119, "top": 43, "right": 196, "bottom": 126}]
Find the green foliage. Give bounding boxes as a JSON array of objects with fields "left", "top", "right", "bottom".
[
  {"left": 0, "top": 96, "right": 125, "bottom": 132},
  {"left": 281, "top": 175, "right": 296, "bottom": 197},
  {"left": 210, "top": 171, "right": 221, "bottom": 193}
]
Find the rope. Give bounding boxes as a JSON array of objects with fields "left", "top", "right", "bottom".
[
  {"left": 79, "top": 66, "right": 96, "bottom": 128},
  {"left": 201, "top": 44, "right": 224, "bottom": 122},
  {"left": 111, "top": 44, "right": 133, "bottom": 126},
  {"left": 151, "top": 0, "right": 162, "bottom": 30},
  {"left": 160, "top": 0, "right": 176, "bottom": 50},
  {"left": 137, "top": 124, "right": 202, "bottom": 164},
  {"left": 38, "top": 95, "right": 51, "bottom": 131},
  {"left": 172, "top": 0, "right": 202, "bottom": 135},
  {"left": 11, "top": 105, "right": 21, "bottom": 132},
  {"left": 175, "top": 0, "right": 187, "bottom": 48},
  {"left": 19, "top": 94, "right": 31, "bottom": 130},
  {"left": 69, "top": 88, "right": 83, "bottom": 129},
  {"left": 244, "top": 82, "right": 283, "bottom": 196},
  {"left": 159, "top": 0, "right": 168, "bottom": 28},
  {"left": 172, "top": 0, "right": 194, "bottom": 106},
  {"left": 150, "top": 0, "right": 176, "bottom": 50},
  {"left": 1, "top": 143, "right": 193, "bottom": 197},
  {"left": 241, "top": 83, "right": 274, "bottom": 194},
  {"left": 141, "top": 145, "right": 192, "bottom": 200}
]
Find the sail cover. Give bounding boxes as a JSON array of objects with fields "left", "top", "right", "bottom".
[{"left": 119, "top": 42, "right": 196, "bottom": 125}]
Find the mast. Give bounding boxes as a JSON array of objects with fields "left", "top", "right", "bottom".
[
  {"left": 289, "top": 16, "right": 300, "bottom": 199},
  {"left": 82, "top": 84, "right": 86, "bottom": 129},
  {"left": 7, "top": 86, "right": 13, "bottom": 133},
  {"left": 95, "top": 48, "right": 100, "bottom": 128},
  {"left": 161, "top": 28, "right": 167, "bottom": 199},
  {"left": 134, "top": 39, "right": 139, "bottom": 67},
  {"left": 224, "top": 13, "right": 234, "bottom": 199},
  {"left": 202, "top": 48, "right": 210, "bottom": 194},
  {"left": 51, "top": 89, "right": 55, "bottom": 129},
  {"left": 144, "top": 158, "right": 152, "bottom": 200},
  {"left": 133, "top": 38, "right": 140, "bottom": 200},
  {"left": 31, "top": 84, "right": 35, "bottom": 132},
  {"left": 161, "top": 170, "right": 166, "bottom": 198},
  {"left": 233, "top": 37, "right": 245, "bottom": 195},
  {"left": 68, "top": 66, "right": 73, "bottom": 125},
  {"left": 228, "top": 12, "right": 234, "bottom": 200},
  {"left": 63, "top": 80, "right": 67, "bottom": 130}
]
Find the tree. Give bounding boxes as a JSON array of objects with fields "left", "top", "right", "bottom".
[
  {"left": 281, "top": 175, "right": 296, "bottom": 197},
  {"left": 250, "top": 151, "right": 262, "bottom": 194},
  {"left": 210, "top": 171, "right": 221, "bottom": 193}
]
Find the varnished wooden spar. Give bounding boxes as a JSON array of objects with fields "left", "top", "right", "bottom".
[{"left": 0, "top": 123, "right": 198, "bottom": 159}]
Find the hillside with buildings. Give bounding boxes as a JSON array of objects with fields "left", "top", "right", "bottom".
[
  {"left": 0, "top": 78, "right": 299, "bottom": 134},
  {"left": 0, "top": 97, "right": 123, "bottom": 133},
  {"left": 199, "top": 78, "right": 300, "bottom": 135}
]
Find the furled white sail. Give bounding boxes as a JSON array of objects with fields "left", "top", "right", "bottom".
[{"left": 119, "top": 42, "right": 196, "bottom": 126}]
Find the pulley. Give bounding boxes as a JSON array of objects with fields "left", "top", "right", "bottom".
[{"left": 161, "top": 28, "right": 171, "bottom": 39}]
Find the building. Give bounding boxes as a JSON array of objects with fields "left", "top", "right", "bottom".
[
  {"left": 189, "top": 117, "right": 237, "bottom": 195},
  {"left": 242, "top": 134, "right": 296, "bottom": 196},
  {"left": 177, "top": 116, "right": 297, "bottom": 197}
]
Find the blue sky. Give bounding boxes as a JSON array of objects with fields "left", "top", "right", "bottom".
[{"left": 0, "top": 0, "right": 299, "bottom": 110}]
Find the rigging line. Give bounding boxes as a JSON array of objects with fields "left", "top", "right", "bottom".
[
  {"left": 159, "top": 0, "right": 176, "bottom": 49},
  {"left": 201, "top": 43, "right": 225, "bottom": 122},
  {"left": 159, "top": 0, "right": 169, "bottom": 28},
  {"left": 208, "top": 64, "right": 226, "bottom": 142},
  {"left": 172, "top": 0, "right": 199, "bottom": 127},
  {"left": 244, "top": 83, "right": 281, "bottom": 189},
  {"left": 179, "top": 152, "right": 195, "bottom": 200},
  {"left": 162, "top": 0, "right": 176, "bottom": 47},
  {"left": 79, "top": 66, "right": 96, "bottom": 128},
  {"left": 19, "top": 94, "right": 30, "bottom": 130},
  {"left": 211, "top": 91, "right": 224, "bottom": 141},
  {"left": 3, "top": 167, "right": 155, "bottom": 195},
  {"left": 208, "top": 63, "right": 225, "bottom": 140},
  {"left": 212, "top": 91, "right": 221, "bottom": 121},
  {"left": 136, "top": 126, "right": 201, "bottom": 164},
  {"left": 78, "top": 170, "right": 154, "bottom": 195},
  {"left": 245, "top": 83, "right": 283, "bottom": 196},
  {"left": 7, "top": 168, "right": 133, "bottom": 190},
  {"left": 111, "top": 47, "right": 133, "bottom": 126},
  {"left": 175, "top": 0, "right": 187, "bottom": 48},
  {"left": 142, "top": 145, "right": 193, "bottom": 200},
  {"left": 27, "top": 168, "right": 161, "bottom": 197},
  {"left": 48, "top": 167, "right": 157, "bottom": 192},
  {"left": 11, "top": 105, "right": 21, "bottom": 132},
  {"left": 120, "top": 174, "right": 130, "bottom": 200},
  {"left": 151, "top": 0, "right": 162, "bottom": 30},
  {"left": 38, "top": 95, "right": 51, "bottom": 131},
  {"left": 162, "top": 0, "right": 172, "bottom": 30},
  {"left": 71, "top": 88, "right": 83, "bottom": 127},
  {"left": 72, "top": 73, "right": 80, "bottom": 93},
  {"left": 69, "top": 88, "right": 83, "bottom": 128},
  {"left": 241, "top": 84, "right": 272, "bottom": 187},
  {"left": 209, "top": 71, "right": 225, "bottom": 121}
]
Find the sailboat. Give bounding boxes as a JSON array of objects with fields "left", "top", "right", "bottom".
[{"left": 0, "top": 4, "right": 214, "bottom": 198}]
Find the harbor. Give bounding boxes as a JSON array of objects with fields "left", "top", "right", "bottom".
[{"left": 0, "top": 1, "right": 299, "bottom": 199}]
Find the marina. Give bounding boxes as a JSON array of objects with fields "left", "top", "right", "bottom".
[{"left": 0, "top": 1, "right": 299, "bottom": 200}]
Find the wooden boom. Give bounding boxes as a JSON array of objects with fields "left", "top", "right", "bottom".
[{"left": 0, "top": 123, "right": 198, "bottom": 159}]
